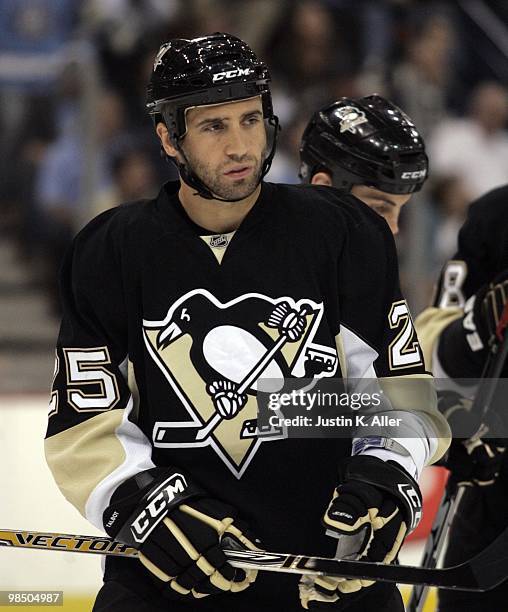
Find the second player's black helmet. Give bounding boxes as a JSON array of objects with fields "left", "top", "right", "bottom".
[
  {"left": 299, "top": 95, "right": 428, "bottom": 194},
  {"left": 147, "top": 33, "right": 279, "bottom": 200}
]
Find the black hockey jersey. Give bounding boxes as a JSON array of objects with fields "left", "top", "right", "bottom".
[
  {"left": 45, "top": 181, "right": 448, "bottom": 610},
  {"left": 416, "top": 184, "right": 508, "bottom": 371}
]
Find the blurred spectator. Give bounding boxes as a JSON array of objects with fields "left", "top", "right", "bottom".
[
  {"left": 429, "top": 176, "right": 471, "bottom": 272},
  {"left": 352, "top": 1, "right": 393, "bottom": 96},
  {"left": 82, "top": 0, "right": 183, "bottom": 124},
  {"left": 392, "top": 10, "right": 456, "bottom": 137},
  {"left": 94, "top": 141, "right": 157, "bottom": 216},
  {"left": 265, "top": 0, "right": 359, "bottom": 112},
  {"left": 0, "top": 95, "right": 55, "bottom": 255},
  {"left": 0, "top": 0, "right": 79, "bottom": 157},
  {"left": 35, "top": 88, "right": 125, "bottom": 223},
  {"left": 429, "top": 81, "right": 508, "bottom": 201},
  {"left": 266, "top": 111, "right": 310, "bottom": 184},
  {"left": 34, "top": 87, "right": 127, "bottom": 314},
  {"left": 83, "top": 0, "right": 180, "bottom": 55},
  {"left": 264, "top": 0, "right": 363, "bottom": 177},
  {"left": 0, "top": 0, "right": 80, "bottom": 250},
  {"left": 203, "top": 0, "right": 287, "bottom": 53},
  {"left": 190, "top": 0, "right": 236, "bottom": 34}
]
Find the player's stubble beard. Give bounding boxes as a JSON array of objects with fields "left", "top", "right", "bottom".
[{"left": 182, "top": 147, "right": 266, "bottom": 202}]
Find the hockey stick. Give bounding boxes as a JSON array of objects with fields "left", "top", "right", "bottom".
[
  {"left": 408, "top": 302, "right": 508, "bottom": 610},
  {"left": 1, "top": 527, "right": 508, "bottom": 591},
  {"left": 407, "top": 476, "right": 464, "bottom": 611},
  {"left": 471, "top": 302, "right": 508, "bottom": 434}
]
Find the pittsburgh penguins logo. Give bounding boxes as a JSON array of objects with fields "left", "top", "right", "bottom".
[
  {"left": 153, "top": 42, "right": 171, "bottom": 70},
  {"left": 335, "top": 106, "right": 368, "bottom": 134},
  {"left": 143, "top": 290, "right": 338, "bottom": 478}
]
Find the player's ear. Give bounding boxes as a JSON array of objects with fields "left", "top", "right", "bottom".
[
  {"left": 311, "top": 172, "right": 333, "bottom": 187},
  {"left": 156, "top": 122, "right": 179, "bottom": 159}
]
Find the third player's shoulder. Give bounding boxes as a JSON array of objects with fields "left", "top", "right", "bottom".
[
  {"left": 456, "top": 184, "right": 508, "bottom": 279},
  {"left": 465, "top": 184, "right": 508, "bottom": 226},
  {"left": 268, "top": 182, "right": 388, "bottom": 234}
]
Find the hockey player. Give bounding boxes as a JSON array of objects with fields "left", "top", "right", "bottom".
[
  {"left": 299, "top": 95, "right": 428, "bottom": 235},
  {"left": 416, "top": 184, "right": 508, "bottom": 611},
  {"left": 298, "top": 96, "right": 432, "bottom": 607},
  {"left": 44, "top": 34, "right": 449, "bottom": 611}
]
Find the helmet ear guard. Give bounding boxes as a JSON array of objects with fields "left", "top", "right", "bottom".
[
  {"left": 299, "top": 95, "right": 428, "bottom": 195},
  {"left": 146, "top": 33, "right": 279, "bottom": 201}
]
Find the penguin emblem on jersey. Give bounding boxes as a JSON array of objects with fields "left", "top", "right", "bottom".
[{"left": 143, "top": 289, "right": 338, "bottom": 478}]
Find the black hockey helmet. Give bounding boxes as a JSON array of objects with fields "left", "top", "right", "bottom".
[
  {"left": 299, "top": 95, "right": 428, "bottom": 194},
  {"left": 146, "top": 33, "right": 279, "bottom": 200}
]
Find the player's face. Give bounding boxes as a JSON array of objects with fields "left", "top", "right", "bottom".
[
  {"left": 350, "top": 185, "right": 411, "bottom": 235},
  {"left": 181, "top": 96, "right": 267, "bottom": 201}
]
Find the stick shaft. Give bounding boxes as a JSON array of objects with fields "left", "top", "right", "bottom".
[
  {"left": 408, "top": 483, "right": 464, "bottom": 611},
  {"left": 0, "top": 529, "right": 139, "bottom": 557},
  {"left": 2, "top": 527, "right": 508, "bottom": 591}
]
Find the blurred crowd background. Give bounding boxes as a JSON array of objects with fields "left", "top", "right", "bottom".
[{"left": 1, "top": 0, "right": 508, "bottom": 392}]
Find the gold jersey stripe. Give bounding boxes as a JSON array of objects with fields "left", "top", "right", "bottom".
[
  {"left": 44, "top": 409, "right": 126, "bottom": 516},
  {"left": 415, "top": 307, "right": 463, "bottom": 370}
]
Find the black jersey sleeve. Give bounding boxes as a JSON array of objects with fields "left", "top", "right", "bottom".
[
  {"left": 335, "top": 204, "right": 451, "bottom": 471},
  {"left": 44, "top": 209, "right": 155, "bottom": 531}
]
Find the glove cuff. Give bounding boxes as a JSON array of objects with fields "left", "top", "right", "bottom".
[
  {"left": 339, "top": 455, "right": 422, "bottom": 532},
  {"left": 103, "top": 467, "right": 203, "bottom": 545}
]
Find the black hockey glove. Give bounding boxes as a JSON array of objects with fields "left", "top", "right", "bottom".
[
  {"left": 299, "top": 455, "right": 422, "bottom": 610},
  {"left": 436, "top": 390, "right": 505, "bottom": 486},
  {"left": 438, "top": 270, "right": 508, "bottom": 378},
  {"left": 103, "top": 468, "right": 258, "bottom": 600}
]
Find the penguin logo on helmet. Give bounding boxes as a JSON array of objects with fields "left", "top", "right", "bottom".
[
  {"left": 153, "top": 43, "right": 171, "bottom": 71},
  {"left": 336, "top": 106, "right": 368, "bottom": 134}
]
